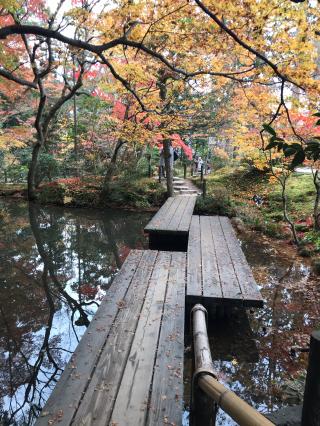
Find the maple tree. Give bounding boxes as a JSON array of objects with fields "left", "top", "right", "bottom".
[{"left": 0, "top": 0, "right": 319, "bottom": 197}]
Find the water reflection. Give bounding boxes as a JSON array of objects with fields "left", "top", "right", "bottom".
[
  {"left": 185, "top": 232, "right": 319, "bottom": 425},
  {"left": 0, "top": 200, "right": 150, "bottom": 425}
]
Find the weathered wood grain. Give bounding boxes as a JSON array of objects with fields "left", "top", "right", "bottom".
[
  {"left": 37, "top": 250, "right": 187, "bottom": 426},
  {"left": 35, "top": 250, "right": 145, "bottom": 426},
  {"left": 186, "top": 215, "right": 263, "bottom": 309},
  {"left": 73, "top": 250, "right": 158, "bottom": 425},
  {"left": 179, "top": 196, "right": 197, "bottom": 231},
  {"left": 145, "top": 195, "right": 196, "bottom": 234},
  {"left": 201, "top": 216, "right": 222, "bottom": 298},
  {"left": 146, "top": 252, "right": 185, "bottom": 426},
  {"left": 110, "top": 251, "right": 172, "bottom": 425},
  {"left": 187, "top": 216, "right": 202, "bottom": 297},
  {"left": 219, "top": 217, "right": 263, "bottom": 307}
]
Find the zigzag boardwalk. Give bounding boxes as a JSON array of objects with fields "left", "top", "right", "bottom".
[
  {"left": 36, "top": 196, "right": 264, "bottom": 426},
  {"left": 36, "top": 250, "right": 186, "bottom": 426}
]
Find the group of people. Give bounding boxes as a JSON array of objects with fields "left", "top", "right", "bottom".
[
  {"left": 159, "top": 149, "right": 211, "bottom": 178},
  {"left": 193, "top": 156, "right": 211, "bottom": 175}
]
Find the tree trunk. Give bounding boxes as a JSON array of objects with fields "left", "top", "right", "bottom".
[
  {"left": 27, "top": 142, "right": 41, "bottom": 200},
  {"left": 313, "top": 170, "right": 320, "bottom": 230},
  {"left": 280, "top": 177, "right": 299, "bottom": 245},
  {"left": 103, "top": 140, "right": 124, "bottom": 191},
  {"left": 163, "top": 139, "right": 174, "bottom": 197}
]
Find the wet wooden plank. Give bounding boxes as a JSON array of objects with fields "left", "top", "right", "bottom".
[
  {"left": 72, "top": 250, "right": 158, "bottom": 426},
  {"left": 186, "top": 215, "right": 263, "bottom": 308},
  {"left": 179, "top": 196, "right": 197, "bottom": 231},
  {"left": 144, "top": 197, "right": 177, "bottom": 232},
  {"left": 187, "top": 216, "right": 202, "bottom": 297},
  {"left": 36, "top": 250, "right": 145, "bottom": 426},
  {"left": 201, "top": 216, "right": 222, "bottom": 298},
  {"left": 146, "top": 252, "right": 185, "bottom": 426},
  {"left": 110, "top": 252, "right": 173, "bottom": 425},
  {"left": 166, "top": 197, "right": 188, "bottom": 231},
  {"left": 145, "top": 196, "right": 196, "bottom": 234},
  {"left": 219, "top": 217, "right": 263, "bottom": 307},
  {"left": 207, "top": 217, "right": 243, "bottom": 304}
]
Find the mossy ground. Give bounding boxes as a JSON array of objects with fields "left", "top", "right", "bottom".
[
  {"left": 192, "top": 166, "right": 320, "bottom": 260},
  {"left": 0, "top": 176, "right": 166, "bottom": 211}
]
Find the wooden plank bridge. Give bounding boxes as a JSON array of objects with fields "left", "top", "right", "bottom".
[{"left": 37, "top": 194, "right": 263, "bottom": 426}]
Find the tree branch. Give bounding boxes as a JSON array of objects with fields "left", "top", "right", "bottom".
[
  {"left": 194, "top": 0, "right": 304, "bottom": 90},
  {"left": 0, "top": 67, "right": 37, "bottom": 88}
]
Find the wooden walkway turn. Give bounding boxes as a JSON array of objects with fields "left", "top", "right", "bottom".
[
  {"left": 36, "top": 250, "right": 186, "bottom": 426},
  {"left": 187, "top": 215, "right": 263, "bottom": 308},
  {"left": 37, "top": 195, "right": 264, "bottom": 426},
  {"left": 144, "top": 195, "right": 196, "bottom": 250}
]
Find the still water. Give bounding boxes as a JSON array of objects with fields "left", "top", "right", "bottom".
[
  {"left": 184, "top": 232, "right": 319, "bottom": 425},
  {"left": 0, "top": 200, "right": 151, "bottom": 425},
  {"left": 0, "top": 200, "right": 319, "bottom": 425}
]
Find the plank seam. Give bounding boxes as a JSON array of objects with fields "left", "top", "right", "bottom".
[
  {"left": 199, "top": 216, "right": 203, "bottom": 296},
  {"left": 209, "top": 216, "right": 223, "bottom": 298},
  {"left": 144, "top": 253, "right": 172, "bottom": 426},
  {"left": 218, "top": 216, "right": 243, "bottom": 299},
  {"left": 69, "top": 251, "right": 156, "bottom": 425},
  {"left": 166, "top": 197, "right": 183, "bottom": 230},
  {"left": 107, "top": 251, "right": 160, "bottom": 423}
]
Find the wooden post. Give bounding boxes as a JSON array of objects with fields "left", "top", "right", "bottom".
[
  {"left": 301, "top": 330, "right": 320, "bottom": 425},
  {"left": 158, "top": 166, "right": 161, "bottom": 183},
  {"left": 203, "top": 179, "right": 207, "bottom": 199},
  {"left": 201, "top": 164, "right": 204, "bottom": 182},
  {"left": 147, "top": 154, "right": 152, "bottom": 178},
  {"left": 191, "top": 304, "right": 217, "bottom": 426},
  {"left": 184, "top": 163, "right": 187, "bottom": 179},
  {"left": 191, "top": 304, "right": 274, "bottom": 426}
]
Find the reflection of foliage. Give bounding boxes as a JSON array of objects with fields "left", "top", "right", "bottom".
[{"left": 0, "top": 199, "right": 149, "bottom": 424}]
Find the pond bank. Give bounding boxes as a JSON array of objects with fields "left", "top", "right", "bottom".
[
  {"left": 0, "top": 175, "right": 167, "bottom": 212},
  {"left": 0, "top": 195, "right": 319, "bottom": 425},
  {"left": 193, "top": 167, "right": 320, "bottom": 274}
]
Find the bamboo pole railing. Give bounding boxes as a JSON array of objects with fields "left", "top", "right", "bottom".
[{"left": 191, "top": 304, "right": 275, "bottom": 426}]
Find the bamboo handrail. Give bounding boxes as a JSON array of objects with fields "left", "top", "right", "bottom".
[{"left": 191, "top": 304, "right": 275, "bottom": 426}]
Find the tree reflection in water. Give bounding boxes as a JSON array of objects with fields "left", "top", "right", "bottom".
[{"left": 0, "top": 200, "right": 149, "bottom": 425}]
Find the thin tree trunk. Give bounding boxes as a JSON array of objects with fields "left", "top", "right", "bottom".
[
  {"left": 163, "top": 139, "right": 174, "bottom": 197},
  {"left": 103, "top": 140, "right": 125, "bottom": 190},
  {"left": 27, "top": 143, "right": 41, "bottom": 200},
  {"left": 72, "top": 57, "right": 79, "bottom": 177},
  {"left": 313, "top": 169, "right": 320, "bottom": 230},
  {"left": 280, "top": 177, "right": 299, "bottom": 245}
]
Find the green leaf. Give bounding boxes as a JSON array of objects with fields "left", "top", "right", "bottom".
[
  {"left": 283, "top": 147, "right": 297, "bottom": 157},
  {"left": 312, "top": 112, "right": 320, "bottom": 117},
  {"left": 265, "top": 141, "right": 278, "bottom": 150},
  {"left": 262, "top": 124, "right": 276, "bottom": 136},
  {"left": 277, "top": 142, "right": 284, "bottom": 152},
  {"left": 290, "top": 143, "right": 303, "bottom": 151},
  {"left": 291, "top": 150, "right": 305, "bottom": 168}
]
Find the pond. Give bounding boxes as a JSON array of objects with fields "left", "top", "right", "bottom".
[
  {"left": 184, "top": 231, "right": 320, "bottom": 425},
  {"left": 0, "top": 200, "right": 151, "bottom": 425},
  {"left": 0, "top": 200, "right": 319, "bottom": 425}
]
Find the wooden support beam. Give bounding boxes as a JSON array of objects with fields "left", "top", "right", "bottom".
[
  {"left": 301, "top": 330, "right": 320, "bottom": 426},
  {"left": 191, "top": 303, "right": 274, "bottom": 426}
]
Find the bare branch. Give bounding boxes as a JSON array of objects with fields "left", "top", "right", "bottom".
[{"left": 0, "top": 67, "right": 37, "bottom": 88}]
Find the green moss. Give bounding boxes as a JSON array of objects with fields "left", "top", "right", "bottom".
[
  {"left": 36, "top": 176, "right": 166, "bottom": 211},
  {"left": 198, "top": 166, "right": 319, "bottom": 246}
]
